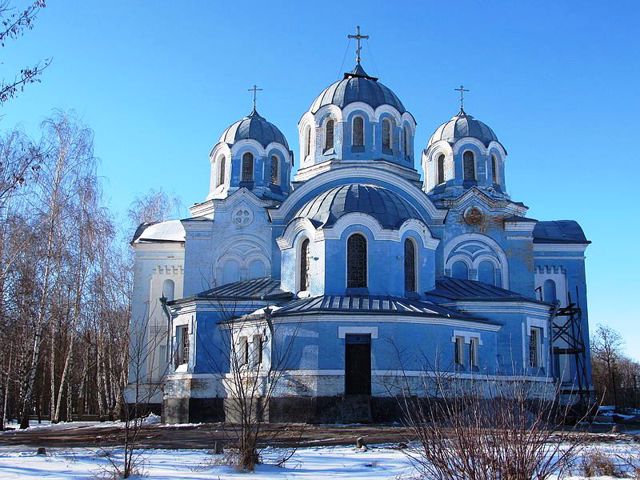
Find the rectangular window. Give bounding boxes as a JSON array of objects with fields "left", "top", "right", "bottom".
[
  {"left": 454, "top": 336, "right": 465, "bottom": 366},
  {"left": 239, "top": 336, "right": 249, "bottom": 366},
  {"left": 529, "top": 327, "right": 541, "bottom": 368},
  {"left": 469, "top": 337, "right": 479, "bottom": 368},
  {"left": 253, "top": 334, "right": 263, "bottom": 366},
  {"left": 176, "top": 325, "right": 189, "bottom": 366}
]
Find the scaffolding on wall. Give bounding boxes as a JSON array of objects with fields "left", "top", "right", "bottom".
[{"left": 549, "top": 288, "right": 592, "bottom": 407}]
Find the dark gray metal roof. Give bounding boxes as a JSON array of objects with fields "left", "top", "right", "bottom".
[
  {"left": 174, "top": 277, "right": 293, "bottom": 304},
  {"left": 273, "top": 294, "right": 481, "bottom": 320},
  {"left": 532, "top": 220, "right": 589, "bottom": 244},
  {"left": 428, "top": 110, "right": 500, "bottom": 148},
  {"left": 309, "top": 64, "right": 406, "bottom": 114},
  {"left": 503, "top": 215, "right": 538, "bottom": 223},
  {"left": 295, "top": 184, "right": 422, "bottom": 229},
  {"left": 219, "top": 109, "right": 289, "bottom": 149},
  {"left": 426, "top": 278, "right": 547, "bottom": 304}
]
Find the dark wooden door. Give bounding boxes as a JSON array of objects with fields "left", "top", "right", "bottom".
[{"left": 345, "top": 334, "right": 371, "bottom": 395}]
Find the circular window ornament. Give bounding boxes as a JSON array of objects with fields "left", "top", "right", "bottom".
[
  {"left": 233, "top": 207, "right": 253, "bottom": 227},
  {"left": 463, "top": 207, "right": 484, "bottom": 226}
]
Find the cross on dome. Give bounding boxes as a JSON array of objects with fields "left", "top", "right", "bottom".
[
  {"left": 454, "top": 85, "right": 470, "bottom": 113},
  {"left": 247, "top": 84, "right": 263, "bottom": 112},
  {"left": 347, "top": 25, "right": 369, "bottom": 65}
]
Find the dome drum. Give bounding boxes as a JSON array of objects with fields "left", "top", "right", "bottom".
[
  {"left": 208, "top": 110, "right": 292, "bottom": 202},
  {"left": 297, "top": 65, "right": 416, "bottom": 173}
]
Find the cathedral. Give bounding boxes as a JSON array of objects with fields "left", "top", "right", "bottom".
[{"left": 128, "top": 33, "right": 593, "bottom": 424}]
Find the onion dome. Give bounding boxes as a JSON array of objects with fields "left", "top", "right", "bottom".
[
  {"left": 295, "top": 183, "right": 421, "bottom": 229},
  {"left": 427, "top": 109, "right": 500, "bottom": 148},
  {"left": 219, "top": 109, "right": 289, "bottom": 149},
  {"left": 309, "top": 64, "right": 406, "bottom": 114}
]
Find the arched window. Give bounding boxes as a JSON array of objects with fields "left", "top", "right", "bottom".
[
  {"left": 304, "top": 126, "right": 311, "bottom": 158},
  {"left": 478, "top": 261, "right": 495, "bottom": 286},
  {"left": 352, "top": 116, "right": 364, "bottom": 147},
  {"left": 325, "top": 119, "right": 334, "bottom": 150},
  {"left": 222, "top": 260, "right": 240, "bottom": 285},
  {"left": 248, "top": 260, "right": 266, "bottom": 279},
  {"left": 347, "top": 234, "right": 367, "bottom": 288},
  {"left": 404, "top": 238, "right": 417, "bottom": 292},
  {"left": 404, "top": 125, "right": 411, "bottom": 157},
  {"left": 270, "top": 155, "right": 279, "bottom": 185},
  {"left": 543, "top": 279, "right": 557, "bottom": 303},
  {"left": 463, "top": 151, "right": 475, "bottom": 181},
  {"left": 382, "top": 118, "right": 392, "bottom": 151},
  {"left": 241, "top": 152, "right": 253, "bottom": 182},
  {"left": 491, "top": 154, "right": 498, "bottom": 183},
  {"left": 162, "top": 279, "right": 175, "bottom": 301},
  {"left": 437, "top": 154, "right": 445, "bottom": 185},
  {"left": 300, "top": 238, "right": 310, "bottom": 292},
  {"left": 218, "top": 156, "right": 226, "bottom": 187},
  {"left": 451, "top": 261, "right": 469, "bottom": 280}
]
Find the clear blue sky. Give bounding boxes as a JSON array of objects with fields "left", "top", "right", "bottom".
[{"left": 2, "top": 1, "right": 638, "bottom": 360}]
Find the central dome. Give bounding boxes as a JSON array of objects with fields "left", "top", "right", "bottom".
[
  {"left": 296, "top": 184, "right": 420, "bottom": 229},
  {"left": 309, "top": 64, "right": 406, "bottom": 114}
]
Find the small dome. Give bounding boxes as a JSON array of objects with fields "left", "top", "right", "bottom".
[
  {"left": 427, "top": 110, "right": 499, "bottom": 148},
  {"left": 295, "top": 184, "right": 421, "bottom": 229},
  {"left": 309, "top": 64, "right": 406, "bottom": 114},
  {"left": 219, "top": 109, "right": 289, "bottom": 149}
]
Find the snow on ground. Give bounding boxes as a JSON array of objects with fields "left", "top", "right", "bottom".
[
  {"left": 0, "top": 442, "right": 637, "bottom": 480},
  {"left": 0, "top": 445, "right": 412, "bottom": 479}
]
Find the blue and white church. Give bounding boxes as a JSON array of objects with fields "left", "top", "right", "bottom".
[{"left": 128, "top": 40, "right": 593, "bottom": 423}]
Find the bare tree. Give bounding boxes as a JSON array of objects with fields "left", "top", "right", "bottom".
[
  {"left": 127, "top": 188, "right": 182, "bottom": 229},
  {"left": 192, "top": 297, "right": 299, "bottom": 472},
  {"left": 0, "top": 0, "right": 50, "bottom": 106},
  {"left": 393, "top": 368, "right": 595, "bottom": 480},
  {"left": 591, "top": 324, "right": 624, "bottom": 410},
  {"left": 0, "top": 112, "right": 130, "bottom": 429}
]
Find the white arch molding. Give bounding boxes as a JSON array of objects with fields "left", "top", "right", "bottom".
[{"left": 443, "top": 233, "right": 509, "bottom": 288}]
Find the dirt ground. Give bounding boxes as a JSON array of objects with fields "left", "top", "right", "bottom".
[{"left": 0, "top": 422, "right": 637, "bottom": 450}]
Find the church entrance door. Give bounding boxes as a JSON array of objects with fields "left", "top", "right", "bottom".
[{"left": 344, "top": 334, "right": 371, "bottom": 395}]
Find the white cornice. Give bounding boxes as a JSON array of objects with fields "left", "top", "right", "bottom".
[
  {"left": 533, "top": 244, "right": 588, "bottom": 253},
  {"left": 273, "top": 314, "right": 501, "bottom": 331}
]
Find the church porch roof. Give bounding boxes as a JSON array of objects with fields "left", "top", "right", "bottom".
[
  {"left": 170, "top": 277, "right": 294, "bottom": 305},
  {"left": 426, "top": 278, "right": 549, "bottom": 305},
  {"left": 271, "top": 294, "right": 487, "bottom": 322}
]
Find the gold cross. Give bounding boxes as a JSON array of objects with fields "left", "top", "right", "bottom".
[
  {"left": 455, "top": 85, "right": 470, "bottom": 111},
  {"left": 248, "top": 84, "right": 263, "bottom": 111},
  {"left": 348, "top": 26, "right": 369, "bottom": 65}
]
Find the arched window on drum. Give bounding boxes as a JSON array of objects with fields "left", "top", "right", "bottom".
[
  {"left": 299, "top": 238, "right": 310, "bottom": 292},
  {"left": 325, "top": 119, "right": 334, "bottom": 151},
  {"left": 352, "top": 116, "right": 364, "bottom": 147},
  {"left": 463, "top": 151, "right": 475, "bottom": 181}
]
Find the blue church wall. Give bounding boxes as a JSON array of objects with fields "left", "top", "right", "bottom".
[
  {"left": 534, "top": 252, "right": 592, "bottom": 381},
  {"left": 436, "top": 206, "right": 536, "bottom": 298},
  {"left": 271, "top": 318, "right": 501, "bottom": 377},
  {"left": 279, "top": 223, "right": 437, "bottom": 297}
]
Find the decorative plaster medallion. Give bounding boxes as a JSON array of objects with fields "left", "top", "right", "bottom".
[
  {"left": 463, "top": 207, "right": 484, "bottom": 226},
  {"left": 233, "top": 207, "right": 253, "bottom": 227}
]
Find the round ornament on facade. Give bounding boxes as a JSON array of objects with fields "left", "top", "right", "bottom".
[
  {"left": 463, "top": 207, "right": 484, "bottom": 226},
  {"left": 233, "top": 207, "right": 254, "bottom": 227}
]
